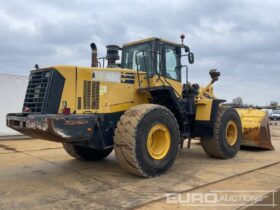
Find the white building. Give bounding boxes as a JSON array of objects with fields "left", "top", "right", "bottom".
[{"left": 0, "top": 74, "right": 28, "bottom": 135}]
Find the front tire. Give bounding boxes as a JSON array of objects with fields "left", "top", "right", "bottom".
[
  {"left": 201, "top": 107, "right": 242, "bottom": 159},
  {"left": 114, "top": 104, "right": 180, "bottom": 177},
  {"left": 62, "top": 143, "right": 113, "bottom": 161}
]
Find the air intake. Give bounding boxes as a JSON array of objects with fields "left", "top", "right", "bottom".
[
  {"left": 83, "top": 80, "right": 100, "bottom": 110},
  {"left": 106, "top": 45, "right": 120, "bottom": 67}
]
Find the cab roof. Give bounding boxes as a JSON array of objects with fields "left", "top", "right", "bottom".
[{"left": 123, "top": 37, "right": 182, "bottom": 47}]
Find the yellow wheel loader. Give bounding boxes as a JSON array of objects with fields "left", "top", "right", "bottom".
[{"left": 6, "top": 35, "right": 273, "bottom": 177}]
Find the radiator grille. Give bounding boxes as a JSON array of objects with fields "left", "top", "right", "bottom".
[
  {"left": 91, "top": 81, "right": 100, "bottom": 109},
  {"left": 83, "top": 81, "right": 91, "bottom": 109},
  {"left": 83, "top": 81, "right": 100, "bottom": 110},
  {"left": 23, "top": 70, "right": 52, "bottom": 113},
  {"left": 77, "top": 97, "right": 82, "bottom": 110}
]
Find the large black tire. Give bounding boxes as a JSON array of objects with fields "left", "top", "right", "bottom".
[
  {"left": 201, "top": 107, "right": 242, "bottom": 159},
  {"left": 62, "top": 143, "right": 113, "bottom": 161},
  {"left": 114, "top": 104, "right": 180, "bottom": 177}
]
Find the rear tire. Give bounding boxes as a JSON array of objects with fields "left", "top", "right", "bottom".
[
  {"left": 62, "top": 143, "right": 113, "bottom": 161},
  {"left": 201, "top": 107, "right": 242, "bottom": 159},
  {"left": 114, "top": 104, "right": 180, "bottom": 177}
]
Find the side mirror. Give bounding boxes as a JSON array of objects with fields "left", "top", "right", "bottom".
[
  {"left": 184, "top": 46, "right": 190, "bottom": 53},
  {"left": 188, "top": 52, "right": 194, "bottom": 64}
]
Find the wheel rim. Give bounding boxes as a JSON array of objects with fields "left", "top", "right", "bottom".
[
  {"left": 226, "top": 120, "right": 238, "bottom": 146},
  {"left": 147, "top": 123, "right": 171, "bottom": 160}
]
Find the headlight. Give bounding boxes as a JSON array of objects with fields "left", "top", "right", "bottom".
[{"left": 45, "top": 72, "right": 51, "bottom": 78}]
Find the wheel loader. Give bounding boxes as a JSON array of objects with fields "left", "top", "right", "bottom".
[{"left": 6, "top": 35, "right": 273, "bottom": 177}]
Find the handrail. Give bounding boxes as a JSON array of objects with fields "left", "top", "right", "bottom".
[
  {"left": 135, "top": 50, "right": 151, "bottom": 88},
  {"left": 135, "top": 51, "right": 142, "bottom": 88}
]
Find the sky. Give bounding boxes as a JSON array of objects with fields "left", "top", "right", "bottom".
[{"left": 0, "top": 0, "right": 279, "bottom": 105}]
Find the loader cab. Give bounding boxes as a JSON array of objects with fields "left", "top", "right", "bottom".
[{"left": 121, "top": 38, "right": 182, "bottom": 82}]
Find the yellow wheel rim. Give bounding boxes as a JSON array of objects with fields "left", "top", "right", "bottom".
[
  {"left": 147, "top": 124, "right": 171, "bottom": 160},
  {"left": 226, "top": 120, "right": 238, "bottom": 146}
]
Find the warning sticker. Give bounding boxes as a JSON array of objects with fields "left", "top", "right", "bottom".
[{"left": 100, "top": 85, "right": 107, "bottom": 95}]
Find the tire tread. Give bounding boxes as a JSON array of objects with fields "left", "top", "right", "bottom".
[{"left": 114, "top": 104, "right": 179, "bottom": 177}]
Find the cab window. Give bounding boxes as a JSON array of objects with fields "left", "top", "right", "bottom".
[
  {"left": 164, "top": 45, "right": 181, "bottom": 81},
  {"left": 121, "top": 42, "right": 154, "bottom": 76}
]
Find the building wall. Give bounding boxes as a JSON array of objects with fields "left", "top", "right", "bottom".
[{"left": 0, "top": 74, "right": 28, "bottom": 135}]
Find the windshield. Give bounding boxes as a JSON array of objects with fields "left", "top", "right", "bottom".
[
  {"left": 121, "top": 42, "right": 154, "bottom": 76},
  {"left": 121, "top": 40, "right": 181, "bottom": 81}
]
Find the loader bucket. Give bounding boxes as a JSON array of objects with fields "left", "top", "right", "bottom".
[{"left": 236, "top": 108, "right": 274, "bottom": 150}]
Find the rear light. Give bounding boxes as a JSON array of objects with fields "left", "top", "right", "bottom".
[
  {"left": 63, "top": 108, "right": 71, "bottom": 115},
  {"left": 23, "top": 107, "right": 30, "bottom": 112},
  {"left": 62, "top": 100, "right": 68, "bottom": 108}
]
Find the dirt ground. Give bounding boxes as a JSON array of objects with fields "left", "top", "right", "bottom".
[{"left": 0, "top": 124, "right": 279, "bottom": 209}]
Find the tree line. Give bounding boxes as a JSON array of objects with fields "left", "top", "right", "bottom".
[{"left": 231, "top": 97, "right": 279, "bottom": 110}]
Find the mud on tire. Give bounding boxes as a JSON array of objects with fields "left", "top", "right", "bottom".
[
  {"left": 113, "top": 104, "right": 180, "bottom": 177},
  {"left": 201, "top": 107, "right": 242, "bottom": 159}
]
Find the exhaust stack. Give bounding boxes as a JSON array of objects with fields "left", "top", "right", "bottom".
[{"left": 90, "top": 43, "right": 98, "bottom": 67}]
